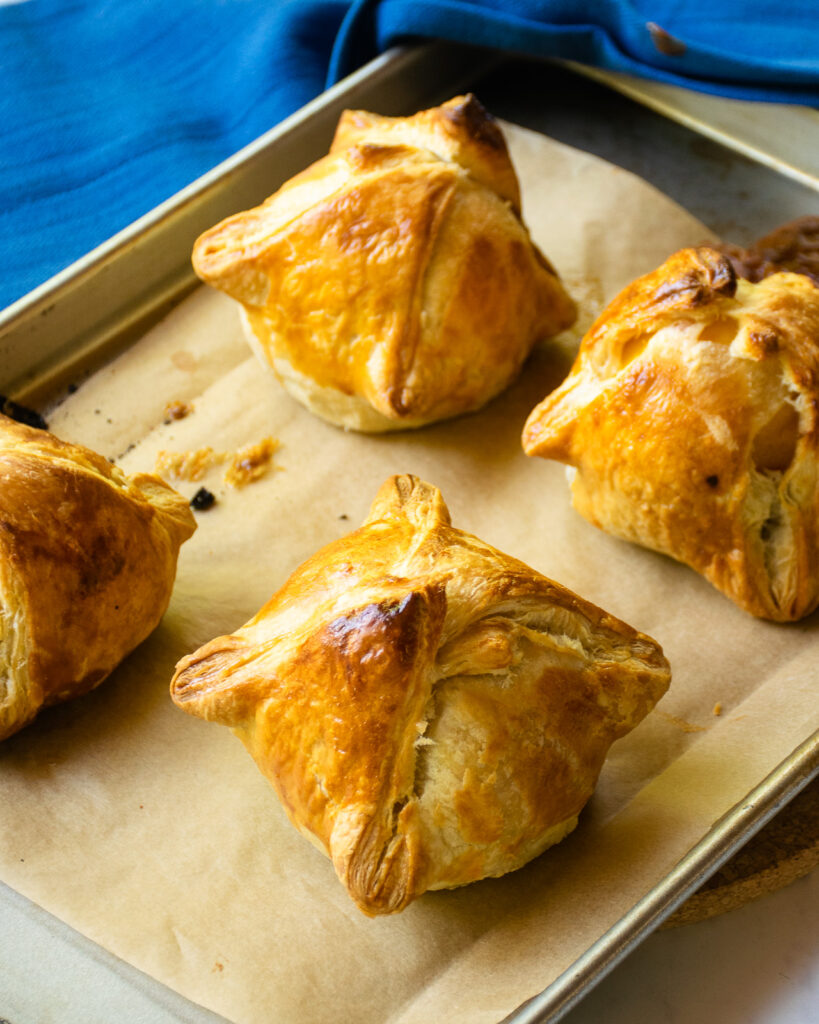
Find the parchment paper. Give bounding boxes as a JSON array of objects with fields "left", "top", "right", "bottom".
[{"left": 1, "top": 123, "right": 817, "bottom": 1024}]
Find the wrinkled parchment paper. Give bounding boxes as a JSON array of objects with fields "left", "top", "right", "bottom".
[{"left": 1, "top": 123, "right": 817, "bottom": 1024}]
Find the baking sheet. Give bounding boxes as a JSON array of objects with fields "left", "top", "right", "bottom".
[{"left": 0, "top": 122, "right": 817, "bottom": 1024}]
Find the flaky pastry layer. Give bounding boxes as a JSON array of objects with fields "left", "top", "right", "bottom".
[{"left": 171, "top": 475, "right": 669, "bottom": 915}]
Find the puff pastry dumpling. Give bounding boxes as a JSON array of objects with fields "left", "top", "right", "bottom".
[
  {"left": 192, "top": 95, "right": 576, "bottom": 432},
  {"left": 171, "top": 475, "right": 669, "bottom": 915},
  {"left": 0, "top": 415, "right": 196, "bottom": 740},
  {"left": 523, "top": 243, "right": 819, "bottom": 621}
]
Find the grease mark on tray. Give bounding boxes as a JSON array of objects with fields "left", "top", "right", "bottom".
[
  {"left": 656, "top": 710, "right": 707, "bottom": 734},
  {"left": 171, "top": 349, "right": 198, "bottom": 372}
]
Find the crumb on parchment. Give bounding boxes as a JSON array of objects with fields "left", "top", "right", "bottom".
[
  {"left": 155, "top": 437, "right": 280, "bottom": 489},
  {"left": 155, "top": 446, "right": 220, "bottom": 482},
  {"left": 223, "top": 438, "right": 280, "bottom": 488},
  {"left": 164, "top": 400, "right": 194, "bottom": 422},
  {"left": 713, "top": 702, "right": 723, "bottom": 716}
]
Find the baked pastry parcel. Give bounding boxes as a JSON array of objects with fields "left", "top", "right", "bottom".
[
  {"left": 0, "top": 415, "right": 196, "bottom": 741},
  {"left": 171, "top": 475, "right": 669, "bottom": 915},
  {"left": 192, "top": 94, "right": 576, "bottom": 432},
  {"left": 523, "top": 243, "right": 819, "bottom": 621}
]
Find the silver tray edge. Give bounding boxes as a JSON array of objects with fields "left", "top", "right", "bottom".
[{"left": 509, "top": 729, "right": 819, "bottom": 1023}]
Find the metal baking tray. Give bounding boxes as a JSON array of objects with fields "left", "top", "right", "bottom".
[{"left": 1, "top": 41, "right": 818, "bottom": 1024}]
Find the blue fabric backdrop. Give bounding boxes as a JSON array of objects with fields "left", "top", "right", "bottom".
[{"left": 1, "top": 0, "right": 818, "bottom": 311}]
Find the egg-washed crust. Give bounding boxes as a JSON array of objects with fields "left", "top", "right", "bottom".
[
  {"left": 523, "top": 245, "right": 819, "bottom": 621},
  {"left": 192, "top": 95, "right": 575, "bottom": 431},
  {"left": 171, "top": 475, "right": 669, "bottom": 915},
  {"left": 0, "top": 415, "right": 196, "bottom": 740}
]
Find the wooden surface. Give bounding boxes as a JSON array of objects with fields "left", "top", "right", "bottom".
[{"left": 666, "top": 777, "right": 819, "bottom": 927}]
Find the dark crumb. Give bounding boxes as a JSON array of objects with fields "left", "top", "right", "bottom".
[
  {"left": 106, "top": 418, "right": 112, "bottom": 424},
  {"left": 0, "top": 395, "right": 48, "bottom": 430},
  {"left": 338, "top": 514, "right": 349, "bottom": 520},
  {"left": 67, "top": 382, "right": 78, "bottom": 394},
  {"left": 190, "top": 486, "right": 216, "bottom": 511},
  {"left": 114, "top": 442, "right": 136, "bottom": 461},
  {"left": 706, "top": 475, "right": 719, "bottom": 488},
  {"left": 94, "top": 408, "right": 100, "bottom": 414}
]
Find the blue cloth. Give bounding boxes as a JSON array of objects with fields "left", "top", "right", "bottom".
[{"left": 1, "top": 0, "right": 818, "bottom": 312}]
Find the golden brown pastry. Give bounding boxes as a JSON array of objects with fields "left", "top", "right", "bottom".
[
  {"left": 0, "top": 415, "right": 196, "bottom": 740},
  {"left": 523, "top": 245, "right": 819, "bottom": 621},
  {"left": 192, "top": 95, "right": 576, "bottom": 432},
  {"left": 171, "top": 475, "right": 669, "bottom": 915}
]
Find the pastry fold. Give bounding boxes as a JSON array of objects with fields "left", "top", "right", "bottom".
[
  {"left": 523, "top": 244, "right": 819, "bottom": 621},
  {"left": 192, "top": 95, "right": 575, "bottom": 431},
  {"left": 0, "top": 415, "right": 196, "bottom": 740},
  {"left": 171, "top": 475, "right": 669, "bottom": 915}
]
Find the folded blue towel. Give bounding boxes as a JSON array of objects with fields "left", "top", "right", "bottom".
[{"left": 1, "top": 0, "right": 817, "bottom": 311}]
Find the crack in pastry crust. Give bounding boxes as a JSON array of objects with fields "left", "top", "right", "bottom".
[
  {"left": 171, "top": 475, "right": 669, "bottom": 914},
  {"left": 523, "top": 244, "right": 819, "bottom": 621}
]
